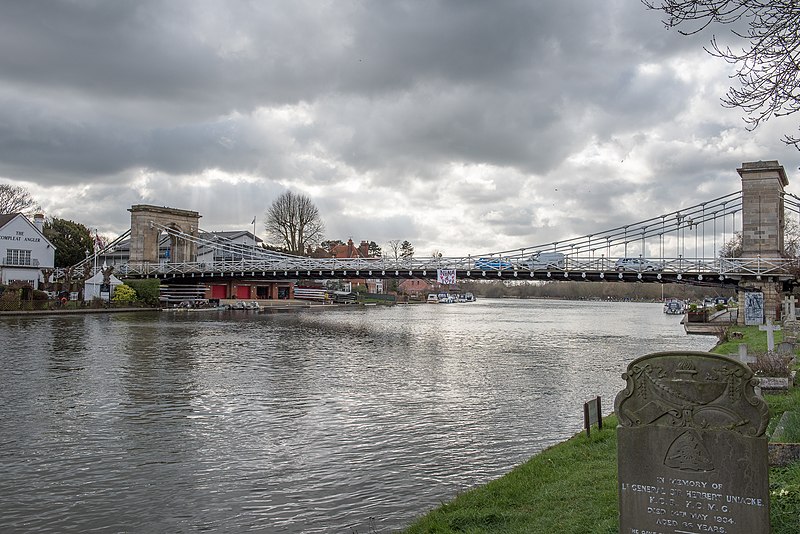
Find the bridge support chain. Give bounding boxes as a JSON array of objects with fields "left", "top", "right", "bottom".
[{"left": 737, "top": 278, "right": 783, "bottom": 325}]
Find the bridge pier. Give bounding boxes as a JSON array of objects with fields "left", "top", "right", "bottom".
[
  {"left": 128, "top": 205, "right": 201, "bottom": 264},
  {"left": 736, "top": 161, "right": 789, "bottom": 325},
  {"left": 737, "top": 279, "right": 782, "bottom": 325}
]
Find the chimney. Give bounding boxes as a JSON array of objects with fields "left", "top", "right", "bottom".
[
  {"left": 33, "top": 214, "right": 44, "bottom": 234},
  {"left": 359, "top": 240, "right": 370, "bottom": 258}
]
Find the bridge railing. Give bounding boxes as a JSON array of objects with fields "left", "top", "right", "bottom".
[
  {"left": 719, "top": 257, "right": 798, "bottom": 277},
  {"left": 57, "top": 255, "right": 799, "bottom": 280}
]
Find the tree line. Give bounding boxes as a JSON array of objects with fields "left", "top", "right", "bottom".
[{"left": 460, "top": 280, "right": 732, "bottom": 302}]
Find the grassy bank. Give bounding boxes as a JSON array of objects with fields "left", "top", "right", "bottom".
[{"left": 403, "top": 328, "right": 800, "bottom": 533}]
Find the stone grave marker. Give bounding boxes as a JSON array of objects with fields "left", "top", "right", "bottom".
[
  {"left": 615, "top": 351, "right": 770, "bottom": 534},
  {"left": 736, "top": 343, "right": 756, "bottom": 365},
  {"left": 783, "top": 295, "right": 797, "bottom": 323},
  {"left": 782, "top": 319, "right": 798, "bottom": 344},
  {"left": 776, "top": 341, "right": 795, "bottom": 358},
  {"left": 759, "top": 318, "right": 780, "bottom": 352}
]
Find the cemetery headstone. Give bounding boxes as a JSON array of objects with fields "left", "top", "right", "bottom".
[
  {"left": 736, "top": 343, "right": 756, "bottom": 365},
  {"left": 783, "top": 295, "right": 797, "bottom": 322},
  {"left": 759, "top": 319, "right": 781, "bottom": 352},
  {"left": 782, "top": 319, "right": 798, "bottom": 344},
  {"left": 615, "top": 351, "right": 770, "bottom": 534},
  {"left": 776, "top": 341, "right": 794, "bottom": 358}
]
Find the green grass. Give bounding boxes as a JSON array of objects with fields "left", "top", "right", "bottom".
[
  {"left": 402, "top": 326, "right": 800, "bottom": 534},
  {"left": 714, "top": 324, "right": 792, "bottom": 354},
  {"left": 404, "top": 418, "right": 620, "bottom": 534}
]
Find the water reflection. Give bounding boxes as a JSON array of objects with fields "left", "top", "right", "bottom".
[{"left": 0, "top": 300, "right": 713, "bottom": 533}]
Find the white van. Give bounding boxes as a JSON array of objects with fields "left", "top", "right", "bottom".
[
  {"left": 614, "top": 257, "right": 662, "bottom": 272},
  {"left": 523, "top": 252, "right": 565, "bottom": 269}
]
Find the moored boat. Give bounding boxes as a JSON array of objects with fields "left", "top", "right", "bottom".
[{"left": 663, "top": 298, "right": 686, "bottom": 315}]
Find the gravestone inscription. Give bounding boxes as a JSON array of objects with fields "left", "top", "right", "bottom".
[{"left": 615, "top": 351, "right": 770, "bottom": 534}]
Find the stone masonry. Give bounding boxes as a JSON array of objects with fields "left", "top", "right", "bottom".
[
  {"left": 128, "top": 205, "right": 201, "bottom": 264},
  {"left": 738, "top": 160, "right": 788, "bottom": 258},
  {"left": 736, "top": 161, "right": 789, "bottom": 324}
]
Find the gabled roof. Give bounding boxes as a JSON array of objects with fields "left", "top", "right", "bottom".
[
  {"left": 0, "top": 212, "right": 20, "bottom": 229},
  {"left": 0, "top": 212, "right": 56, "bottom": 250}
]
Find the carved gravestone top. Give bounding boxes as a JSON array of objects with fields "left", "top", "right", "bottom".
[{"left": 615, "top": 351, "right": 770, "bottom": 534}]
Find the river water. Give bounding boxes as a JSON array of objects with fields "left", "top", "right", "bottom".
[{"left": 0, "top": 299, "right": 714, "bottom": 533}]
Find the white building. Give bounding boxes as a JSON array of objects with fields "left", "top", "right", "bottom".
[{"left": 0, "top": 213, "right": 55, "bottom": 289}]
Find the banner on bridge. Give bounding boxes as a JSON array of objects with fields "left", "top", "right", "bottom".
[{"left": 437, "top": 269, "right": 456, "bottom": 285}]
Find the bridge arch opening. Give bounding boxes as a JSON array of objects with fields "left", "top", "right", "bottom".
[{"left": 128, "top": 205, "right": 201, "bottom": 264}]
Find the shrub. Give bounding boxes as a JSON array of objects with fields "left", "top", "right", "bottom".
[
  {"left": 750, "top": 352, "right": 792, "bottom": 377},
  {"left": 123, "top": 279, "right": 160, "bottom": 306},
  {"left": 112, "top": 284, "right": 138, "bottom": 303},
  {"left": 32, "top": 290, "right": 50, "bottom": 300}
]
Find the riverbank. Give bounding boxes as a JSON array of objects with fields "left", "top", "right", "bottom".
[
  {"left": 0, "top": 298, "right": 340, "bottom": 317},
  {"left": 0, "top": 306, "right": 156, "bottom": 317},
  {"left": 403, "top": 327, "right": 800, "bottom": 533}
]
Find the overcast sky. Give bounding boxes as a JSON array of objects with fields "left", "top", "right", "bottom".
[{"left": 1, "top": 0, "right": 799, "bottom": 257}]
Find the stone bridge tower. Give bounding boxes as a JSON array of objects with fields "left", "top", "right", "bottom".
[
  {"left": 739, "top": 160, "right": 788, "bottom": 258},
  {"left": 737, "top": 161, "right": 789, "bottom": 324},
  {"left": 128, "top": 205, "right": 201, "bottom": 264}
]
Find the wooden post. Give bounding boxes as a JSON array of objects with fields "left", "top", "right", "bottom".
[{"left": 584, "top": 396, "right": 602, "bottom": 437}]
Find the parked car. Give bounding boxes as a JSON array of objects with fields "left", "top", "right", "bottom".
[
  {"left": 614, "top": 257, "right": 662, "bottom": 272},
  {"left": 522, "top": 252, "right": 565, "bottom": 270},
  {"left": 474, "top": 257, "right": 513, "bottom": 270}
]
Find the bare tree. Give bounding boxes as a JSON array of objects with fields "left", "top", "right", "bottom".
[
  {"left": 718, "top": 231, "right": 742, "bottom": 258},
  {"left": 264, "top": 191, "right": 324, "bottom": 255},
  {"left": 386, "top": 239, "right": 402, "bottom": 261},
  {"left": 643, "top": 1, "right": 800, "bottom": 146},
  {"left": 719, "top": 218, "right": 800, "bottom": 258},
  {"left": 0, "top": 183, "right": 40, "bottom": 215}
]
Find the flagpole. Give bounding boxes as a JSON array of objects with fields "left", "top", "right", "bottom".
[{"left": 252, "top": 216, "right": 256, "bottom": 258}]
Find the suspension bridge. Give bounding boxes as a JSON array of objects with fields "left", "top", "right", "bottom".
[{"left": 58, "top": 160, "right": 800, "bottom": 322}]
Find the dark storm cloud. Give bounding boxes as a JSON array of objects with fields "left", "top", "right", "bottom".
[
  {"left": 1, "top": 1, "right": 799, "bottom": 252},
  {"left": 0, "top": 0, "right": 697, "bottom": 181}
]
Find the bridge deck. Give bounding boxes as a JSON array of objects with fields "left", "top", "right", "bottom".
[{"left": 105, "top": 256, "right": 796, "bottom": 288}]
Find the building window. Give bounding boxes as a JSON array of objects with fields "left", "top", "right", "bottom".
[{"left": 6, "top": 249, "right": 32, "bottom": 266}]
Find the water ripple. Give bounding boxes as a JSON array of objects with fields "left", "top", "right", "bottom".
[{"left": 0, "top": 300, "right": 712, "bottom": 532}]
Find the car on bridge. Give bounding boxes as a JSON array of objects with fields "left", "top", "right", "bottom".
[
  {"left": 474, "top": 257, "right": 514, "bottom": 270},
  {"left": 614, "top": 257, "right": 662, "bottom": 272},
  {"left": 521, "top": 252, "right": 565, "bottom": 270}
]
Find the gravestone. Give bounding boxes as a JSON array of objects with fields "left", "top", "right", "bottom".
[
  {"left": 782, "top": 319, "right": 798, "bottom": 344},
  {"left": 736, "top": 343, "right": 757, "bottom": 365},
  {"left": 616, "top": 351, "right": 770, "bottom": 534},
  {"left": 782, "top": 295, "right": 797, "bottom": 322},
  {"left": 776, "top": 341, "right": 795, "bottom": 358},
  {"left": 759, "top": 318, "right": 781, "bottom": 352}
]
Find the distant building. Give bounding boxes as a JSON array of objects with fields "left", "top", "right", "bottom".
[
  {"left": 398, "top": 278, "right": 435, "bottom": 299},
  {"left": 330, "top": 239, "right": 371, "bottom": 259},
  {"left": 328, "top": 239, "right": 383, "bottom": 293},
  {"left": 0, "top": 213, "right": 55, "bottom": 289}
]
